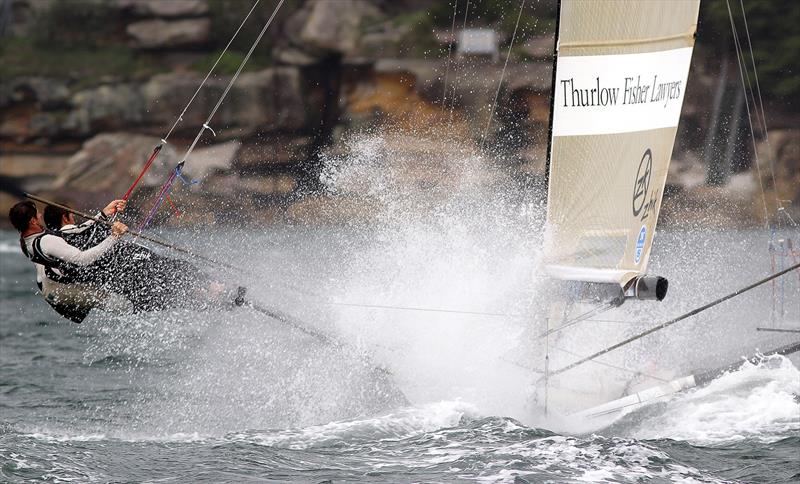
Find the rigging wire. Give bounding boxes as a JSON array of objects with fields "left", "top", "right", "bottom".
[
  {"left": 480, "top": 0, "right": 528, "bottom": 150},
  {"left": 725, "top": 0, "right": 769, "bottom": 228},
  {"left": 551, "top": 345, "right": 668, "bottom": 383},
  {"left": 328, "top": 300, "right": 525, "bottom": 319},
  {"left": 550, "top": 261, "right": 800, "bottom": 377},
  {"left": 121, "top": 0, "right": 263, "bottom": 203},
  {"left": 180, "top": 0, "right": 286, "bottom": 165},
  {"left": 441, "top": 0, "right": 459, "bottom": 109},
  {"left": 447, "top": 0, "right": 472, "bottom": 124},
  {"left": 737, "top": 0, "right": 781, "bottom": 224},
  {"left": 539, "top": 301, "right": 614, "bottom": 338},
  {"left": 137, "top": 0, "right": 285, "bottom": 231}
]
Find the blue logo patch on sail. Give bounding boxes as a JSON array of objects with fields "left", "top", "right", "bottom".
[{"left": 634, "top": 225, "right": 647, "bottom": 264}]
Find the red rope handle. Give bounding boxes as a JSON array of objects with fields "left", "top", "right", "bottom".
[{"left": 123, "top": 144, "right": 162, "bottom": 201}]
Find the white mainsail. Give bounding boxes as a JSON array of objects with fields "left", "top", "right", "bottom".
[{"left": 544, "top": 0, "right": 701, "bottom": 287}]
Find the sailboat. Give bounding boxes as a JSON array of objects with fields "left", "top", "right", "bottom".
[{"left": 531, "top": 0, "right": 799, "bottom": 418}]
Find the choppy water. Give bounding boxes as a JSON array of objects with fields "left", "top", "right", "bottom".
[{"left": 2, "top": 220, "right": 799, "bottom": 483}]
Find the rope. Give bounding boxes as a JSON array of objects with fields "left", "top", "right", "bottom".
[
  {"left": 539, "top": 301, "right": 614, "bottom": 338},
  {"left": 726, "top": 0, "right": 769, "bottom": 228},
  {"left": 551, "top": 261, "right": 800, "bottom": 377},
  {"left": 328, "top": 301, "right": 525, "bottom": 319},
  {"left": 120, "top": 0, "right": 262, "bottom": 202},
  {"left": 137, "top": 0, "right": 284, "bottom": 228},
  {"left": 123, "top": 144, "right": 162, "bottom": 201},
  {"left": 137, "top": 163, "right": 183, "bottom": 231},
  {"left": 551, "top": 345, "right": 668, "bottom": 383},
  {"left": 441, "top": 0, "right": 458, "bottom": 108},
  {"left": 180, "top": 0, "right": 285, "bottom": 165},
  {"left": 480, "top": 0, "right": 528, "bottom": 150},
  {"left": 738, "top": 0, "right": 781, "bottom": 224}
]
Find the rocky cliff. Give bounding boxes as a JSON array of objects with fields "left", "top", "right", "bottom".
[{"left": 1, "top": 0, "right": 797, "bottom": 229}]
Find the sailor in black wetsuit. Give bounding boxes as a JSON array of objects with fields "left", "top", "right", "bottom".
[
  {"left": 9, "top": 200, "right": 130, "bottom": 323},
  {"left": 43, "top": 201, "right": 246, "bottom": 315},
  {"left": 43, "top": 203, "right": 210, "bottom": 313},
  {"left": 10, "top": 200, "right": 245, "bottom": 323}
]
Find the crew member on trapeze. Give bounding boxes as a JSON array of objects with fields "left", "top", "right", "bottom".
[{"left": 8, "top": 200, "right": 245, "bottom": 323}]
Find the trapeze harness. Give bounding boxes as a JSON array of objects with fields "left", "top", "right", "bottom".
[{"left": 20, "top": 230, "right": 119, "bottom": 324}]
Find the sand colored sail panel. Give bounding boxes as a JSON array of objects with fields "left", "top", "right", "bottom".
[{"left": 544, "top": 0, "right": 700, "bottom": 286}]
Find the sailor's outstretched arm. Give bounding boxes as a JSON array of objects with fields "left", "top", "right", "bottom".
[{"left": 39, "top": 222, "right": 128, "bottom": 266}]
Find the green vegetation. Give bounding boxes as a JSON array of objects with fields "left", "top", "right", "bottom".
[
  {"left": 28, "top": 0, "right": 124, "bottom": 49},
  {"left": 0, "top": 0, "right": 163, "bottom": 83},
  {"left": 701, "top": 0, "right": 800, "bottom": 103},
  {"left": 0, "top": 37, "right": 163, "bottom": 83},
  {"left": 189, "top": 50, "right": 271, "bottom": 75},
  {"left": 206, "top": 0, "right": 304, "bottom": 63}
]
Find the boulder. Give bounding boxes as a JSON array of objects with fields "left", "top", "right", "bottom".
[
  {"left": 127, "top": 18, "right": 210, "bottom": 49},
  {"left": 119, "top": 0, "right": 209, "bottom": 17},
  {"left": 299, "top": 0, "right": 382, "bottom": 55},
  {"left": 273, "top": 46, "right": 319, "bottom": 66},
  {"left": 141, "top": 72, "right": 218, "bottom": 134},
  {"left": 63, "top": 84, "right": 145, "bottom": 136},
  {"left": 227, "top": 67, "right": 307, "bottom": 132},
  {"left": 52, "top": 132, "right": 182, "bottom": 195},
  {"left": 0, "top": 153, "right": 70, "bottom": 177},
  {"left": 238, "top": 174, "right": 297, "bottom": 195},
  {"left": 183, "top": 140, "right": 241, "bottom": 180},
  {"left": 236, "top": 135, "right": 313, "bottom": 170},
  {"left": 142, "top": 67, "right": 308, "bottom": 136},
  {"left": 0, "top": 77, "right": 71, "bottom": 110}
]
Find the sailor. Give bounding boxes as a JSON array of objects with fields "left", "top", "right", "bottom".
[
  {"left": 41, "top": 201, "right": 210, "bottom": 313},
  {"left": 8, "top": 199, "right": 129, "bottom": 323},
  {"left": 46, "top": 200, "right": 248, "bottom": 313}
]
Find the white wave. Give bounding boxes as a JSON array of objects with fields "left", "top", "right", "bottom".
[
  {"left": 627, "top": 354, "right": 800, "bottom": 444},
  {"left": 233, "top": 400, "right": 478, "bottom": 449},
  {"left": 23, "top": 430, "right": 207, "bottom": 443}
]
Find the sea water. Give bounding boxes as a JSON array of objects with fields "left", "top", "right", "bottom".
[
  {"left": 2, "top": 135, "right": 799, "bottom": 483},
  {"left": 1, "top": 223, "right": 798, "bottom": 483}
]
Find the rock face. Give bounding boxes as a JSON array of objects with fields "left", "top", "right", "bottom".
[
  {"left": 52, "top": 133, "right": 182, "bottom": 195},
  {"left": 184, "top": 140, "right": 241, "bottom": 180},
  {"left": 298, "top": 0, "right": 382, "bottom": 55},
  {"left": 0, "top": 77, "right": 71, "bottom": 110},
  {"left": 64, "top": 84, "right": 145, "bottom": 136},
  {"left": 141, "top": 67, "right": 308, "bottom": 136},
  {"left": 119, "top": 0, "right": 209, "bottom": 17},
  {"left": 127, "top": 18, "right": 211, "bottom": 49}
]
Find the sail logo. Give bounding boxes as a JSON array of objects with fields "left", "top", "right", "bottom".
[
  {"left": 632, "top": 149, "right": 652, "bottom": 216},
  {"left": 551, "top": 47, "right": 694, "bottom": 136},
  {"left": 634, "top": 225, "right": 647, "bottom": 264}
]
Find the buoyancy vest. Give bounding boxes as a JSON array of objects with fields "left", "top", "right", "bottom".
[
  {"left": 19, "top": 231, "right": 95, "bottom": 324},
  {"left": 19, "top": 230, "right": 82, "bottom": 288}
]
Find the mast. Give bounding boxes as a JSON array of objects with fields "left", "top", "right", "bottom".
[{"left": 542, "top": 0, "right": 562, "bottom": 190}]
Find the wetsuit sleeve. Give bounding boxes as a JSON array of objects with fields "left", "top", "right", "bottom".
[{"left": 39, "top": 234, "right": 118, "bottom": 267}]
